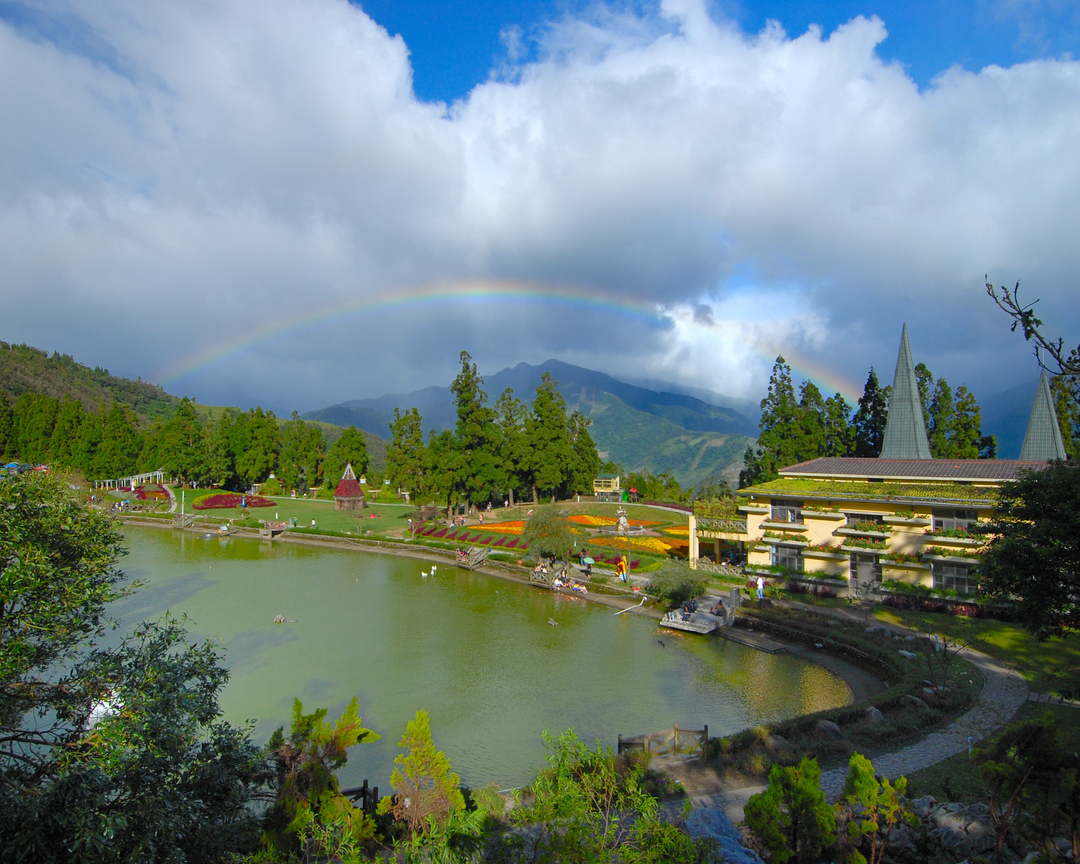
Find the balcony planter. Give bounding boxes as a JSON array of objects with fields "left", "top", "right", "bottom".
[
  {"left": 881, "top": 559, "right": 931, "bottom": 571},
  {"left": 787, "top": 574, "right": 849, "bottom": 588},
  {"left": 840, "top": 544, "right": 887, "bottom": 555},
  {"left": 884, "top": 515, "right": 932, "bottom": 527},
  {"left": 923, "top": 552, "right": 982, "bottom": 563},
  {"left": 759, "top": 520, "right": 809, "bottom": 532},
  {"left": 761, "top": 535, "right": 810, "bottom": 546},
  {"left": 835, "top": 526, "right": 892, "bottom": 539},
  {"left": 921, "top": 535, "right": 984, "bottom": 547},
  {"left": 802, "top": 509, "right": 846, "bottom": 520},
  {"left": 738, "top": 504, "right": 771, "bottom": 514},
  {"left": 803, "top": 549, "right": 848, "bottom": 560}
]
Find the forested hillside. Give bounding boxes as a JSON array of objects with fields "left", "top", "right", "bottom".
[{"left": 0, "top": 341, "right": 179, "bottom": 420}]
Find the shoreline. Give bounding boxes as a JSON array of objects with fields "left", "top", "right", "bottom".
[{"left": 120, "top": 515, "right": 875, "bottom": 706}]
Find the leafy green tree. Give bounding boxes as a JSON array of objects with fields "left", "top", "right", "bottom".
[
  {"left": 0, "top": 396, "right": 12, "bottom": 459},
  {"left": 387, "top": 407, "right": 427, "bottom": 496},
  {"left": 380, "top": 709, "right": 464, "bottom": 835},
  {"left": 207, "top": 410, "right": 238, "bottom": 488},
  {"left": 323, "top": 425, "right": 369, "bottom": 487},
  {"left": 48, "top": 397, "right": 87, "bottom": 467},
  {"left": 73, "top": 405, "right": 105, "bottom": 478},
  {"left": 823, "top": 393, "right": 855, "bottom": 457},
  {"left": 625, "top": 469, "right": 687, "bottom": 502},
  {"left": 236, "top": 407, "right": 280, "bottom": 488},
  {"left": 647, "top": 562, "right": 709, "bottom": 608},
  {"left": 278, "top": 411, "right": 323, "bottom": 492},
  {"left": 263, "top": 698, "right": 379, "bottom": 855},
  {"left": 745, "top": 757, "right": 836, "bottom": 864},
  {"left": 927, "top": 378, "right": 955, "bottom": 458},
  {"left": 158, "top": 397, "right": 209, "bottom": 485},
  {"left": 568, "top": 409, "right": 600, "bottom": 497},
  {"left": 1051, "top": 374, "right": 1080, "bottom": 460},
  {"left": 741, "top": 356, "right": 800, "bottom": 486},
  {"left": 450, "top": 351, "right": 502, "bottom": 507},
  {"left": 976, "top": 716, "right": 1062, "bottom": 862},
  {"left": 495, "top": 388, "right": 529, "bottom": 506},
  {"left": 853, "top": 368, "right": 887, "bottom": 458},
  {"left": 0, "top": 471, "right": 267, "bottom": 863},
  {"left": 95, "top": 403, "right": 142, "bottom": 479},
  {"left": 522, "top": 505, "right": 588, "bottom": 567},
  {"left": 526, "top": 372, "right": 575, "bottom": 502},
  {"left": 979, "top": 460, "right": 1080, "bottom": 640},
  {"left": 836, "top": 753, "right": 916, "bottom": 864}
]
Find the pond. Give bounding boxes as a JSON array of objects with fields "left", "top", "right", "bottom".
[{"left": 114, "top": 526, "right": 852, "bottom": 789}]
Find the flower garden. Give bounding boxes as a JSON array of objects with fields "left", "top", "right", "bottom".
[{"left": 193, "top": 492, "right": 275, "bottom": 510}]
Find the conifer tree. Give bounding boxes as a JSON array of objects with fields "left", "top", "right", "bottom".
[
  {"left": 951, "top": 386, "right": 983, "bottom": 459},
  {"left": 822, "top": 393, "right": 855, "bottom": 456},
  {"left": 381, "top": 709, "right": 464, "bottom": 835},
  {"left": 1051, "top": 375, "right": 1080, "bottom": 461},
  {"left": 48, "top": 398, "right": 86, "bottom": 467},
  {"left": 386, "top": 407, "right": 426, "bottom": 495},
  {"left": 853, "top": 368, "right": 887, "bottom": 457},
  {"left": 568, "top": 409, "right": 600, "bottom": 496},
  {"left": 526, "top": 372, "right": 575, "bottom": 501},
  {"left": 322, "top": 425, "right": 368, "bottom": 486},
  {"left": 158, "top": 397, "right": 209, "bottom": 485},
  {"left": 494, "top": 388, "right": 529, "bottom": 506},
  {"left": 740, "top": 356, "right": 800, "bottom": 486},
  {"left": 928, "top": 378, "right": 955, "bottom": 458},
  {"left": 236, "top": 407, "right": 280, "bottom": 487},
  {"left": 450, "top": 351, "right": 501, "bottom": 507}
]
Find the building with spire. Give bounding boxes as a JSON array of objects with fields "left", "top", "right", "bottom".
[
  {"left": 1019, "top": 371, "right": 1067, "bottom": 462},
  {"left": 690, "top": 326, "right": 1067, "bottom": 597}
]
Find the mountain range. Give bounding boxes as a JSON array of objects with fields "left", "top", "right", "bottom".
[{"left": 303, "top": 359, "right": 760, "bottom": 489}]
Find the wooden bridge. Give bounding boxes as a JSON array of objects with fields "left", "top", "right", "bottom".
[{"left": 618, "top": 723, "right": 709, "bottom": 760}]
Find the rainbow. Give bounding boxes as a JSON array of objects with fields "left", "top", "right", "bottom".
[{"left": 158, "top": 279, "right": 861, "bottom": 402}]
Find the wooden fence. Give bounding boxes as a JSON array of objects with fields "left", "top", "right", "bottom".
[
  {"left": 617, "top": 723, "right": 709, "bottom": 759},
  {"left": 341, "top": 779, "right": 380, "bottom": 816}
]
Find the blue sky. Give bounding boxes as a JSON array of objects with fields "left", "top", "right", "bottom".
[
  {"left": 363, "top": 0, "right": 1080, "bottom": 104},
  {"left": 1, "top": 0, "right": 1079, "bottom": 415}
]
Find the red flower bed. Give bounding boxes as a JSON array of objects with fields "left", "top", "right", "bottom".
[
  {"left": 133, "top": 483, "right": 169, "bottom": 501},
  {"left": 193, "top": 492, "right": 275, "bottom": 510}
]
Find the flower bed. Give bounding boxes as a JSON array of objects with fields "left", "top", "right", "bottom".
[
  {"left": 568, "top": 515, "right": 660, "bottom": 527},
  {"left": 133, "top": 483, "right": 169, "bottom": 501},
  {"left": 590, "top": 535, "right": 672, "bottom": 554},
  {"left": 193, "top": 492, "right": 274, "bottom": 510},
  {"left": 472, "top": 521, "right": 525, "bottom": 534}
]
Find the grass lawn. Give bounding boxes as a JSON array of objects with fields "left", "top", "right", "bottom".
[
  {"left": 873, "top": 607, "right": 1080, "bottom": 697},
  {"left": 905, "top": 701, "right": 1080, "bottom": 803}
]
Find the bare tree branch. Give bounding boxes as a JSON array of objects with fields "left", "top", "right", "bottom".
[{"left": 986, "top": 278, "right": 1080, "bottom": 378}]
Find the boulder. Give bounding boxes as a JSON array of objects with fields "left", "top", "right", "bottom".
[
  {"left": 899, "top": 694, "right": 929, "bottom": 711},
  {"left": 910, "top": 795, "right": 938, "bottom": 820},
  {"left": 866, "top": 625, "right": 889, "bottom": 635},
  {"left": 865, "top": 706, "right": 884, "bottom": 724},
  {"left": 898, "top": 650, "right": 917, "bottom": 660},
  {"left": 817, "top": 719, "right": 842, "bottom": 737},
  {"left": 764, "top": 734, "right": 789, "bottom": 754},
  {"left": 927, "top": 802, "right": 996, "bottom": 858}
]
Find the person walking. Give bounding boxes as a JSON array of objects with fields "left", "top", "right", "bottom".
[{"left": 756, "top": 575, "right": 765, "bottom": 600}]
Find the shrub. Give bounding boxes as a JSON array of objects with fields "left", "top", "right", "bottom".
[
  {"left": 260, "top": 477, "right": 283, "bottom": 496},
  {"left": 647, "top": 563, "right": 709, "bottom": 607}
]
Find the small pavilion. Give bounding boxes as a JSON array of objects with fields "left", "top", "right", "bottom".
[{"left": 334, "top": 463, "right": 365, "bottom": 511}]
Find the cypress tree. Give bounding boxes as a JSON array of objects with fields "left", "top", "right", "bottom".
[{"left": 853, "top": 367, "right": 888, "bottom": 457}]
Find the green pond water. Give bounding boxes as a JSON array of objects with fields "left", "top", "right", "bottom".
[{"left": 115, "top": 526, "right": 852, "bottom": 789}]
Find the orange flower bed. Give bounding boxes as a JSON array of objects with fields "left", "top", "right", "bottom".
[
  {"left": 590, "top": 536, "right": 672, "bottom": 554},
  {"left": 662, "top": 526, "right": 691, "bottom": 536},
  {"left": 471, "top": 521, "right": 525, "bottom": 535}
]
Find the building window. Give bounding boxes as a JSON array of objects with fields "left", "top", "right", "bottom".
[
  {"left": 849, "top": 553, "right": 882, "bottom": 583},
  {"left": 933, "top": 509, "right": 979, "bottom": 532},
  {"left": 932, "top": 561, "right": 978, "bottom": 594},
  {"left": 771, "top": 498, "right": 803, "bottom": 524},
  {"left": 844, "top": 512, "right": 885, "bottom": 526},
  {"left": 773, "top": 544, "right": 802, "bottom": 572}
]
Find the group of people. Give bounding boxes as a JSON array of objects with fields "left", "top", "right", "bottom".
[{"left": 552, "top": 575, "right": 588, "bottom": 594}]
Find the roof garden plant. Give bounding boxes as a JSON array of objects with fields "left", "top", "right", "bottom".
[
  {"left": 922, "top": 545, "right": 985, "bottom": 560},
  {"left": 840, "top": 536, "right": 888, "bottom": 550},
  {"left": 740, "top": 477, "right": 999, "bottom": 504},
  {"left": 924, "top": 526, "right": 981, "bottom": 540},
  {"left": 843, "top": 520, "right": 892, "bottom": 534}
]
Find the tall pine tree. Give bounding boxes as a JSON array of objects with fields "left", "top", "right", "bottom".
[{"left": 853, "top": 367, "right": 887, "bottom": 457}]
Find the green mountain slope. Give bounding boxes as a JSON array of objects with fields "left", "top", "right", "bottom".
[
  {"left": 568, "top": 389, "right": 753, "bottom": 489},
  {"left": 0, "top": 341, "right": 179, "bottom": 420}
]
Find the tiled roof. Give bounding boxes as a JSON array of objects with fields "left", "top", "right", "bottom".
[{"left": 780, "top": 457, "right": 1047, "bottom": 482}]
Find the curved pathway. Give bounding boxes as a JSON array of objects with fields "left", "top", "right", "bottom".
[{"left": 693, "top": 606, "right": 1029, "bottom": 820}]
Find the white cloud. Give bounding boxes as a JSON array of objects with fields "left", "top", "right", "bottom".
[{"left": 1, "top": 0, "right": 1078, "bottom": 412}]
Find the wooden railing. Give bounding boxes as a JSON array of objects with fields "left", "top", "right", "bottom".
[{"left": 617, "top": 723, "right": 708, "bottom": 759}]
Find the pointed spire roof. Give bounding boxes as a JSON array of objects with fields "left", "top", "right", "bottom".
[
  {"left": 879, "top": 324, "right": 932, "bottom": 459},
  {"left": 342, "top": 462, "right": 356, "bottom": 481},
  {"left": 1019, "top": 371, "right": 1067, "bottom": 461}
]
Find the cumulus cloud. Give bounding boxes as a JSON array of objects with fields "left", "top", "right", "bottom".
[{"left": 1, "top": 0, "right": 1078, "bottom": 413}]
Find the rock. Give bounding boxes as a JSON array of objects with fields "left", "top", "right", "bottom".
[
  {"left": 904, "top": 634, "right": 918, "bottom": 641},
  {"left": 866, "top": 625, "right": 889, "bottom": 635},
  {"left": 927, "top": 802, "right": 996, "bottom": 858},
  {"left": 817, "top": 719, "right": 842, "bottom": 737},
  {"left": 764, "top": 734, "right": 789, "bottom": 754},
  {"left": 685, "top": 808, "right": 766, "bottom": 864},
  {"left": 899, "top": 694, "right": 929, "bottom": 710},
  {"left": 865, "top": 706, "right": 884, "bottom": 724},
  {"left": 898, "top": 650, "right": 917, "bottom": 660},
  {"left": 911, "top": 795, "right": 938, "bottom": 820},
  {"left": 923, "top": 687, "right": 936, "bottom": 697}
]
